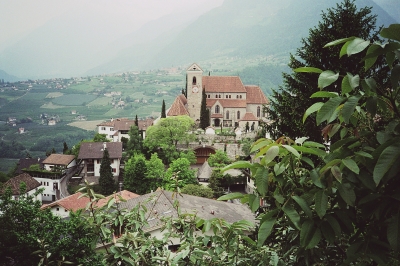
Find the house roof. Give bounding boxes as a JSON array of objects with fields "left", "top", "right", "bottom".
[
  {"left": 207, "top": 99, "right": 247, "bottom": 108},
  {"left": 245, "top": 86, "right": 269, "bottom": 104},
  {"left": 203, "top": 76, "right": 247, "bottom": 93},
  {"left": 167, "top": 94, "right": 189, "bottom": 116},
  {"left": 240, "top": 112, "right": 259, "bottom": 121},
  {"left": 16, "top": 158, "right": 44, "bottom": 174},
  {"left": 1, "top": 173, "right": 41, "bottom": 195},
  {"left": 41, "top": 190, "right": 140, "bottom": 212},
  {"left": 43, "top": 154, "right": 75, "bottom": 166},
  {"left": 97, "top": 118, "right": 154, "bottom": 131},
  {"left": 78, "top": 142, "right": 123, "bottom": 159},
  {"left": 119, "top": 190, "right": 255, "bottom": 233}
]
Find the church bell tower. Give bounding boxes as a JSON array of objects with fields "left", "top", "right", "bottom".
[{"left": 186, "top": 63, "right": 203, "bottom": 122}]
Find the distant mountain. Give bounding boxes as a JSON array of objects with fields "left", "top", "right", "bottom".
[
  {"left": 0, "top": 0, "right": 397, "bottom": 79},
  {"left": 372, "top": 0, "right": 400, "bottom": 23},
  {"left": 0, "top": 69, "right": 20, "bottom": 82}
]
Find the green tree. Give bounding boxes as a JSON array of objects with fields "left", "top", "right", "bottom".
[
  {"left": 93, "top": 133, "right": 109, "bottom": 142},
  {"left": 124, "top": 153, "right": 148, "bottom": 194},
  {"left": 145, "top": 153, "right": 164, "bottom": 192},
  {"left": 266, "top": 0, "right": 382, "bottom": 142},
  {"left": 208, "top": 168, "right": 224, "bottom": 198},
  {"left": 144, "top": 116, "right": 195, "bottom": 164},
  {"left": 135, "top": 114, "right": 139, "bottom": 127},
  {"left": 161, "top": 99, "right": 166, "bottom": 118},
  {"left": 208, "top": 150, "right": 231, "bottom": 167},
  {"left": 126, "top": 125, "right": 143, "bottom": 156},
  {"left": 99, "top": 148, "right": 115, "bottom": 195},
  {"left": 200, "top": 88, "right": 209, "bottom": 130},
  {"left": 164, "top": 158, "right": 197, "bottom": 190},
  {"left": 180, "top": 149, "right": 197, "bottom": 165},
  {"left": 0, "top": 187, "right": 100, "bottom": 265},
  {"left": 62, "top": 141, "right": 69, "bottom": 154},
  {"left": 181, "top": 184, "right": 214, "bottom": 198}
]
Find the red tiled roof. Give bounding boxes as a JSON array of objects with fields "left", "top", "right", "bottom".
[
  {"left": 167, "top": 94, "right": 189, "bottom": 116},
  {"left": 207, "top": 99, "right": 247, "bottom": 108},
  {"left": 203, "top": 76, "right": 247, "bottom": 93},
  {"left": 41, "top": 190, "right": 140, "bottom": 212},
  {"left": 98, "top": 118, "right": 154, "bottom": 131},
  {"left": 211, "top": 113, "right": 223, "bottom": 118},
  {"left": 245, "top": 86, "right": 269, "bottom": 104},
  {"left": 1, "top": 173, "right": 41, "bottom": 195},
  {"left": 78, "top": 142, "right": 122, "bottom": 159},
  {"left": 43, "top": 154, "right": 75, "bottom": 166},
  {"left": 240, "top": 112, "right": 259, "bottom": 121}
]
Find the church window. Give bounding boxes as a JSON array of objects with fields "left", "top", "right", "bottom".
[
  {"left": 192, "top": 76, "right": 196, "bottom": 85},
  {"left": 237, "top": 111, "right": 240, "bottom": 119},
  {"left": 226, "top": 111, "right": 229, "bottom": 119},
  {"left": 219, "top": 94, "right": 221, "bottom": 98},
  {"left": 239, "top": 95, "right": 242, "bottom": 99},
  {"left": 257, "top": 106, "right": 261, "bottom": 117},
  {"left": 215, "top": 105, "right": 220, "bottom": 114},
  {"left": 229, "top": 95, "right": 231, "bottom": 98},
  {"left": 207, "top": 94, "right": 210, "bottom": 98},
  {"left": 236, "top": 95, "right": 239, "bottom": 99},
  {"left": 226, "top": 95, "right": 228, "bottom": 99}
]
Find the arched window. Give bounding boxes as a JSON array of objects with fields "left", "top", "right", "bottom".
[
  {"left": 257, "top": 106, "right": 261, "bottom": 117},
  {"left": 226, "top": 110, "right": 229, "bottom": 119},
  {"left": 237, "top": 111, "right": 240, "bottom": 119},
  {"left": 239, "top": 95, "right": 242, "bottom": 99},
  {"left": 207, "top": 94, "right": 210, "bottom": 98},
  {"left": 215, "top": 105, "right": 220, "bottom": 114},
  {"left": 192, "top": 76, "right": 196, "bottom": 85}
]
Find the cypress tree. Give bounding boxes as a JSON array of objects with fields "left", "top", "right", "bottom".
[
  {"left": 99, "top": 148, "right": 115, "bottom": 195},
  {"left": 199, "top": 87, "right": 209, "bottom": 130},
  {"left": 161, "top": 100, "right": 166, "bottom": 118},
  {"left": 135, "top": 114, "right": 139, "bottom": 126}
]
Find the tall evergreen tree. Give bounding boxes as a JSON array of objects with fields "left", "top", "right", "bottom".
[
  {"left": 124, "top": 154, "right": 147, "bottom": 194},
  {"left": 266, "top": 0, "right": 382, "bottom": 142},
  {"left": 99, "top": 148, "right": 115, "bottom": 195},
  {"left": 63, "top": 142, "right": 69, "bottom": 154},
  {"left": 127, "top": 125, "right": 143, "bottom": 156},
  {"left": 199, "top": 87, "right": 210, "bottom": 130},
  {"left": 161, "top": 99, "right": 166, "bottom": 118},
  {"left": 134, "top": 114, "right": 139, "bottom": 127}
]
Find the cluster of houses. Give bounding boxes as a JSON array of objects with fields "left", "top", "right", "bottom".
[{"left": 1, "top": 63, "right": 268, "bottom": 247}]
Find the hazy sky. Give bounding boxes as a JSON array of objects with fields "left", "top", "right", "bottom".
[{"left": 0, "top": 0, "right": 223, "bottom": 48}]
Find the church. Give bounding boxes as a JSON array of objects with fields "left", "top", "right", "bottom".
[{"left": 167, "top": 63, "right": 269, "bottom": 129}]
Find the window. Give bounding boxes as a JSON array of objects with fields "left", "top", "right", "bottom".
[
  {"left": 236, "top": 95, "right": 239, "bottom": 99},
  {"left": 97, "top": 159, "right": 101, "bottom": 164},
  {"left": 237, "top": 111, "right": 240, "bottom": 119},
  {"left": 226, "top": 111, "right": 229, "bottom": 119},
  {"left": 207, "top": 94, "right": 210, "bottom": 98},
  {"left": 56, "top": 208, "right": 59, "bottom": 211},
  {"left": 110, "top": 128, "right": 114, "bottom": 131},
  {"left": 192, "top": 76, "right": 196, "bottom": 85},
  {"left": 226, "top": 95, "right": 228, "bottom": 98},
  {"left": 239, "top": 95, "right": 242, "bottom": 99},
  {"left": 112, "top": 168, "right": 116, "bottom": 173},
  {"left": 257, "top": 106, "right": 261, "bottom": 117},
  {"left": 219, "top": 94, "right": 221, "bottom": 98},
  {"left": 101, "top": 127, "right": 106, "bottom": 130},
  {"left": 229, "top": 95, "right": 231, "bottom": 98},
  {"left": 215, "top": 105, "right": 220, "bottom": 114}
]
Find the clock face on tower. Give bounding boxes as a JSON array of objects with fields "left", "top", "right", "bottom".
[{"left": 192, "top": 86, "right": 199, "bottom": 93}]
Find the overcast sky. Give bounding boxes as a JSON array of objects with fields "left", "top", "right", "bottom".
[{"left": 0, "top": 0, "right": 224, "bottom": 49}]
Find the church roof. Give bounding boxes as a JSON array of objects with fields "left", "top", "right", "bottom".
[
  {"left": 203, "top": 76, "right": 247, "bottom": 93},
  {"left": 245, "top": 86, "right": 269, "bottom": 104},
  {"left": 240, "top": 112, "right": 259, "bottom": 121},
  {"left": 207, "top": 99, "right": 247, "bottom": 108},
  {"left": 167, "top": 94, "right": 189, "bottom": 116}
]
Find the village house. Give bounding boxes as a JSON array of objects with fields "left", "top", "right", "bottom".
[
  {"left": 41, "top": 190, "right": 140, "bottom": 218},
  {"left": 97, "top": 118, "right": 154, "bottom": 141},
  {"left": 78, "top": 142, "right": 122, "bottom": 179},
  {"left": 167, "top": 63, "right": 269, "bottom": 129},
  {"left": 0, "top": 173, "right": 42, "bottom": 201}
]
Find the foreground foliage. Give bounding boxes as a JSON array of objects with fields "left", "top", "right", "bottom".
[{"left": 221, "top": 24, "right": 400, "bottom": 264}]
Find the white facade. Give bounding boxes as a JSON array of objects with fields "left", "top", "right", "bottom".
[{"left": 33, "top": 177, "right": 62, "bottom": 202}]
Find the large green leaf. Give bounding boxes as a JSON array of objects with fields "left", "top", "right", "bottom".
[
  {"left": 300, "top": 219, "right": 315, "bottom": 247},
  {"left": 364, "top": 44, "right": 380, "bottom": 71},
  {"left": 338, "top": 183, "right": 356, "bottom": 206},
  {"left": 248, "top": 194, "right": 260, "bottom": 212},
  {"left": 257, "top": 216, "right": 276, "bottom": 247},
  {"left": 346, "top": 38, "right": 370, "bottom": 55},
  {"left": 263, "top": 145, "right": 279, "bottom": 164},
  {"left": 282, "top": 203, "right": 301, "bottom": 229},
  {"left": 255, "top": 167, "right": 269, "bottom": 197},
  {"left": 324, "top": 37, "right": 356, "bottom": 48},
  {"left": 341, "top": 96, "right": 361, "bottom": 123},
  {"left": 294, "top": 67, "right": 323, "bottom": 73},
  {"left": 373, "top": 143, "right": 400, "bottom": 185},
  {"left": 250, "top": 139, "right": 272, "bottom": 153},
  {"left": 221, "top": 161, "right": 252, "bottom": 172},
  {"left": 342, "top": 158, "right": 360, "bottom": 174},
  {"left": 318, "top": 71, "right": 339, "bottom": 89},
  {"left": 303, "top": 102, "right": 324, "bottom": 123},
  {"left": 341, "top": 75, "right": 352, "bottom": 94},
  {"left": 293, "top": 145, "right": 326, "bottom": 157},
  {"left": 331, "top": 165, "right": 342, "bottom": 182},
  {"left": 307, "top": 228, "right": 322, "bottom": 249},
  {"left": 380, "top": 24, "right": 400, "bottom": 42},
  {"left": 217, "top": 192, "right": 245, "bottom": 201},
  {"left": 282, "top": 145, "right": 300, "bottom": 158},
  {"left": 316, "top": 97, "right": 344, "bottom": 125},
  {"left": 310, "top": 91, "right": 338, "bottom": 98},
  {"left": 315, "top": 190, "right": 328, "bottom": 219},
  {"left": 326, "top": 214, "right": 341, "bottom": 237},
  {"left": 292, "top": 196, "right": 312, "bottom": 218}
]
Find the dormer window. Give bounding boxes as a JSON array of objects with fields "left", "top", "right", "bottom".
[{"left": 192, "top": 76, "right": 196, "bottom": 85}]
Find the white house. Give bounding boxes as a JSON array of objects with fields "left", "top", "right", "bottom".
[
  {"left": 78, "top": 142, "right": 123, "bottom": 179},
  {"left": 97, "top": 118, "right": 154, "bottom": 141},
  {"left": 0, "top": 173, "right": 42, "bottom": 201},
  {"left": 42, "top": 154, "right": 76, "bottom": 172}
]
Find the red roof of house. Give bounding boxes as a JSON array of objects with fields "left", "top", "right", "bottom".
[
  {"left": 97, "top": 118, "right": 154, "bottom": 131},
  {"left": 240, "top": 112, "right": 259, "bottom": 121},
  {"left": 43, "top": 154, "right": 75, "bottom": 166},
  {"left": 0, "top": 173, "right": 41, "bottom": 195},
  {"left": 245, "top": 86, "right": 269, "bottom": 104},
  {"left": 203, "top": 76, "right": 247, "bottom": 93},
  {"left": 167, "top": 94, "right": 189, "bottom": 116}
]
